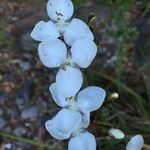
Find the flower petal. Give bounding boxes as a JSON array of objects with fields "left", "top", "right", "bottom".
[
  {"left": 38, "top": 39, "right": 67, "bottom": 68},
  {"left": 64, "top": 18, "right": 94, "bottom": 46},
  {"left": 77, "top": 86, "right": 106, "bottom": 112},
  {"left": 56, "top": 67, "right": 83, "bottom": 98},
  {"left": 45, "top": 119, "right": 70, "bottom": 140},
  {"left": 126, "top": 135, "right": 144, "bottom": 150},
  {"left": 71, "top": 39, "right": 97, "bottom": 68},
  {"left": 45, "top": 108, "right": 82, "bottom": 140},
  {"left": 49, "top": 82, "right": 69, "bottom": 107},
  {"left": 31, "top": 21, "right": 60, "bottom": 41},
  {"left": 81, "top": 111, "right": 90, "bottom": 128},
  {"left": 68, "top": 132, "right": 96, "bottom": 150},
  {"left": 47, "top": 0, "right": 74, "bottom": 21}
]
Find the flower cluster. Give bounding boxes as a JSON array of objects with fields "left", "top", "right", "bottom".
[
  {"left": 31, "top": 0, "right": 144, "bottom": 150},
  {"left": 31, "top": 0, "right": 106, "bottom": 149}
]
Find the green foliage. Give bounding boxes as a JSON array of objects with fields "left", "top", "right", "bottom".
[
  {"left": 84, "top": 1, "right": 150, "bottom": 148},
  {"left": 0, "top": 31, "right": 6, "bottom": 47},
  {"left": 0, "top": 132, "right": 63, "bottom": 150},
  {"left": 72, "top": 0, "right": 86, "bottom": 6},
  {"left": 0, "top": 31, "right": 13, "bottom": 47},
  {"left": 96, "top": 0, "right": 133, "bottom": 7}
]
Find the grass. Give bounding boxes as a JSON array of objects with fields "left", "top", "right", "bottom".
[
  {"left": 0, "top": 132, "right": 63, "bottom": 150},
  {"left": 90, "top": 69, "right": 149, "bottom": 118}
]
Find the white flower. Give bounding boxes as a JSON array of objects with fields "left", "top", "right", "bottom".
[
  {"left": 64, "top": 18, "right": 94, "bottom": 46},
  {"left": 126, "top": 135, "right": 144, "bottom": 150},
  {"left": 50, "top": 84, "right": 106, "bottom": 112},
  {"left": 68, "top": 132, "right": 96, "bottom": 150},
  {"left": 31, "top": 1, "right": 94, "bottom": 45},
  {"left": 38, "top": 38, "right": 97, "bottom": 68},
  {"left": 50, "top": 83, "right": 90, "bottom": 128},
  {"left": 49, "top": 84, "right": 105, "bottom": 129},
  {"left": 108, "top": 128, "right": 125, "bottom": 139},
  {"left": 45, "top": 108, "right": 82, "bottom": 140}
]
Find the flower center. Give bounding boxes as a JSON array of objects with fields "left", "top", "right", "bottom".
[
  {"left": 65, "top": 96, "right": 79, "bottom": 111},
  {"left": 65, "top": 58, "right": 73, "bottom": 67},
  {"left": 56, "top": 18, "right": 69, "bottom": 34},
  {"left": 72, "top": 128, "right": 86, "bottom": 137},
  {"left": 56, "top": 18, "right": 65, "bottom": 26},
  {"left": 66, "top": 96, "right": 75, "bottom": 104}
]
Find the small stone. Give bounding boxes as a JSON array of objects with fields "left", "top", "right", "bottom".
[
  {"left": 11, "top": 16, "right": 19, "bottom": 21},
  {"left": 15, "top": 81, "right": 32, "bottom": 110},
  {"left": 0, "top": 117, "right": 5, "bottom": 129},
  {"left": 15, "top": 142, "right": 32, "bottom": 150},
  {"left": 137, "top": 18, "right": 150, "bottom": 34},
  {"left": 37, "top": 97, "right": 48, "bottom": 110},
  {"left": 13, "top": 126, "right": 26, "bottom": 136},
  {"left": 21, "top": 106, "right": 38, "bottom": 120},
  {"left": 0, "top": 108, "right": 5, "bottom": 116},
  {"left": 0, "top": 91, "right": 6, "bottom": 105},
  {"left": 18, "top": 60, "right": 31, "bottom": 71},
  {"left": 0, "top": 4, "right": 4, "bottom": 15},
  {"left": 21, "top": 31, "right": 37, "bottom": 52},
  {"left": 3, "top": 72, "right": 14, "bottom": 82}
]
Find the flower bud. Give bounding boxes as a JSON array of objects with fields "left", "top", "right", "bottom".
[
  {"left": 108, "top": 128, "right": 125, "bottom": 139},
  {"left": 126, "top": 135, "right": 144, "bottom": 150},
  {"left": 109, "top": 92, "right": 119, "bottom": 101}
]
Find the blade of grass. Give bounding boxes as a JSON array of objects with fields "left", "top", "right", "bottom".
[
  {"left": 90, "top": 69, "right": 149, "bottom": 118},
  {"left": 0, "top": 132, "right": 63, "bottom": 150},
  {"left": 115, "top": 43, "right": 125, "bottom": 91}
]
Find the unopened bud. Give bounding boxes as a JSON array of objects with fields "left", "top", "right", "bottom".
[
  {"left": 108, "top": 128, "right": 125, "bottom": 139},
  {"left": 110, "top": 92, "right": 119, "bottom": 100},
  {"left": 126, "top": 135, "right": 144, "bottom": 150}
]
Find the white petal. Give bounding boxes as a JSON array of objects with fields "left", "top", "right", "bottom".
[
  {"left": 71, "top": 39, "right": 97, "bottom": 68},
  {"left": 126, "top": 135, "right": 144, "bottom": 150},
  {"left": 45, "top": 108, "right": 82, "bottom": 140},
  {"left": 77, "top": 86, "right": 106, "bottom": 112},
  {"left": 31, "top": 21, "right": 60, "bottom": 41},
  {"left": 38, "top": 39, "right": 67, "bottom": 68},
  {"left": 68, "top": 132, "right": 96, "bottom": 150},
  {"left": 81, "top": 111, "right": 90, "bottom": 128},
  {"left": 109, "top": 128, "right": 125, "bottom": 139},
  {"left": 49, "top": 83, "right": 69, "bottom": 107},
  {"left": 56, "top": 67, "right": 83, "bottom": 98},
  {"left": 64, "top": 18, "right": 94, "bottom": 46},
  {"left": 47, "top": 0, "right": 74, "bottom": 21},
  {"left": 45, "top": 119, "right": 70, "bottom": 140}
]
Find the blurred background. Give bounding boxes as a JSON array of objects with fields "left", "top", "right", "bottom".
[{"left": 0, "top": 0, "right": 150, "bottom": 149}]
